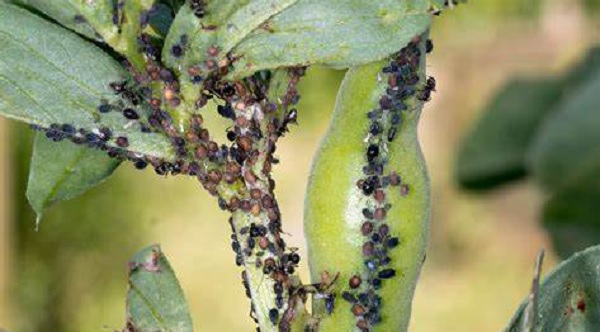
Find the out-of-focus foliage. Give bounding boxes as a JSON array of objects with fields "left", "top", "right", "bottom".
[
  {"left": 10, "top": 123, "right": 147, "bottom": 332},
  {"left": 506, "top": 245, "right": 600, "bottom": 331},
  {"left": 456, "top": 46, "right": 600, "bottom": 258}
]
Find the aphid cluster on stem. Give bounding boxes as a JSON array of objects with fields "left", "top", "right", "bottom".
[
  {"left": 40, "top": 9, "right": 311, "bottom": 329},
  {"left": 336, "top": 37, "right": 434, "bottom": 331}
]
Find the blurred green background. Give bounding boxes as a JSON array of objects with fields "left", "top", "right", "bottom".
[{"left": 1, "top": 0, "right": 599, "bottom": 331}]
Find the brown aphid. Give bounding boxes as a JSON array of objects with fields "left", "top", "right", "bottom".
[
  {"left": 207, "top": 46, "right": 219, "bottom": 57},
  {"left": 226, "top": 162, "right": 242, "bottom": 175},
  {"left": 234, "top": 81, "right": 247, "bottom": 96},
  {"left": 374, "top": 190, "right": 386, "bottom": 203},
  {"left": 251, "top": 203, "right": 261, "bottom": 216},
  {"left": 362, "top": 242, "right": 374, "bottom": 256},
  {"left": 263, "top": 160, "right": 272, "bottom": 174},
  {"left": 374, "top": 208, "right": 386, "bottom": 221},
  {"left": 207, "top": 141, "right": 219, "bottom": 153},
  {"left": 349, "top": 275, "right": 362, "bottom": 289},
  {"left": 400, "top": 184, "right": 409, "bottom": 196},
  {"left": 261, "top": 195, "right": 274, "bottom": 209},
  {"left": 150, "top": 98, "right": 161, "bottom": 108},
  {"left": 240, "top": 200, "right": 251, "bottom": 212},
  {"left": 164, "top": 87, "right": 176, "bottom": 100},
  {"left": 229, "top": 197, "right": 241, "bottom": 211},
  {"left": 361, "top": 222, "right": 374, "bottom": 236},
  {"left": 188, "top": 66, "right": 201, "bottom": 76},
  {"left": 388, "top": 74, "right": 398, "bottom": 87},
  {"left": 258, "top": 236, "right": 269, "bottom": 250},
  {"left": 244, "top": 170, "right": 257, "bottom": 184},
  {"left": 199, "top": 128, "right": 210, "bottom": 141},
  {"left": 206, "top": 59, "right": 216, "bottom": 69},
  {"left": 356, "top": 319, "right": 369, "bottom": 331},
  {"left": 208, "top": 170, "right": 222, "bottom": 183},
  {"left": 237, "top": 136, "right": 253, "bottom": 152},
  {"left": 235, "top": 116, "right": 248, "bottom": 127},
  {"left": 186, "top": 131, "right": 200, "bottom": 143},
  {"left": 218, "top": 58, "right": 230, "bottom": 68},
  {"left": 389, "top": 171, "right": 401, "bottom": 186},
  {"left": 250, "top": 188, "right": 262, "bottom": 200},
  {"left": 195, "top": 145, "right": 208, "bottom": 159},
  {"left": 267, "top": 210, "right": 279, "bottom": 223},
  {"left": 351, "top": 304, "right": 366, "bottom": 317}
]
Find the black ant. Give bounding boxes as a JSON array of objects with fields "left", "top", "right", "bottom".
[
  {"left": 417, "top": 76, "right": 436, "bottom": 102},
  {"left": 277, "top": 109, "right": 298, "bottom": 136}
]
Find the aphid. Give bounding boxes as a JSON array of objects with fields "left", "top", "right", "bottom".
[
  {"left": 61, "top": 124, "right": 76, "bottom": 135},
  {"left": 387, "top": 127, "right": 397, "bottom": 142},
  {"left": 217, "top": 104, "right": 235, "bottom": 120},
  {"left": 109, "top": 81, "right": 127, "bottom": 94},
  {"left": 426, "top": 39, "right": 434, "bottom": 54},
  {"left": 190, "top": 0, "right": 206, "bottom": 18},
  {"left": 134, "top": 159, "right": 148, "bottom": 170},
  {"left": 277, "top": 109, "right": 298, "bottom": 136},
  {"left": 268, "top": 308, "right": 279, "bottom": 325},
  {"left": 349, "top": 275, "right": 362, "bottom": 289},
  {"left": 171, "top": 44, "right": 183, "bottom": 58},
  {"left": 361, "top": 179, "right": 375, "bottom": 196},
  {"left": 123, "top": 108, "right": 140, "bottom": 120},
  {"left": 386, "top": 237, "right": 399, "bottom": 248},
  {"left": 341, "top": 291, "right": 357, "bottom": 304},
  {"left": 366, "top": 145, "right": 379, "bottom": 161},
  {"left": 378, "top": 268, "right": 396, "bottom": 279},
  {"left": 372, "top": 278, "right": 382, "bottom": 289},
  {"left": 351, "top": 304, "right": 366, "bottom": 316},
  {"left": 369, "top": 121, "right": 382, "bottom": 136},
  {"left": 115, "top": 136, "right": 129, "bottom": 148},
  {"left": 325, "top": 294, "right": 336, "bottom": 315},
  {"left": 361, "top": 222, "right": 374, "bottom": 236}
]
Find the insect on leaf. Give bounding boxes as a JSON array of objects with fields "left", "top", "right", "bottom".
[{"left": 0, "top": 3, "right": 174, "bottom": 160}]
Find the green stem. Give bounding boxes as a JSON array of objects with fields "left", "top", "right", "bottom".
[{"left": 305, "top": 37, "right": 430, "bottom": 331}]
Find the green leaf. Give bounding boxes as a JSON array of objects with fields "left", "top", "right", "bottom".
[
  {"left": 456, "top": 78, "right": 563, "bottom": 190},
  {"left": 125, "top": 244, "right": 193, "bottom": 332},
  {"left": 8, "top": 0, "right": 157, "bottom": 70},
  {"left": 0, "top": 3, "right": 174, "bottom": 160},
  {"left": 26, "top": 133, "right": 121, "bottom": 226},
  {"left": 542, "top": 165, "right": 600, "bottom": 258},
  {"left": 164, "top": 0, "right": 433, "bottom": 79},
  {"left": 505, "top": 245, "right": 600, "bottom": 331},
  {"left": 527, "top": 69, "right": 600, "bottom": 192},
  {"left": 227, "top": 0, "right": 432, "bottom": 78},
  {"left": 6, "top": 0, "right": 100, "bottom": 40}
]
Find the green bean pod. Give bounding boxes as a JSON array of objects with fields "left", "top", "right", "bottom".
[{"left": 304, "top": 38, "right": 430, "bottom": 332}]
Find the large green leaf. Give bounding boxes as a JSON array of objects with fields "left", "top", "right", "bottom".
[
  {"left": 527, "top": 69, "right": 600, "bottom": 192},
  {"left": 26, "top": 133, "right": 121, "bottom": 226},
  {"left": 165, "top": 0, "right": 437, "bottom": 79},
  {"left": 456, "top": 78, "right": 563, "bottom": 190},
  {"left": 542, "top": 165, "right": 600, "bottom": 258},
  {"left": 227, "top": 0, "right": 433, "bottom": 78},
  {"left": 6, "top": 0, "right": 156, "bottom": 69},
  {"left": 505, "top": 245, "right": 600, "bottom": 331},
  {"left": 0, "top": 3, "right": 174, "bottom": 160},
  {"left": 125, "top": 244, "right": 193, "bottom": 332}
]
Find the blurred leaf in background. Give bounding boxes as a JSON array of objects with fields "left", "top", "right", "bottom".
[
  {"left": 456, "top": 46, "right": 600, "bottom": 258},
  {"left": 10, "top": 123, "right": 148, "bottom": 332}
]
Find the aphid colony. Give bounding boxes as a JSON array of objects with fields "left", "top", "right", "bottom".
[
  {"left": 337, "top": 38, "right": 434, "bottom": 332},
  {"left": 35, "top": 5, "right": 309, "bottom": 329}
]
